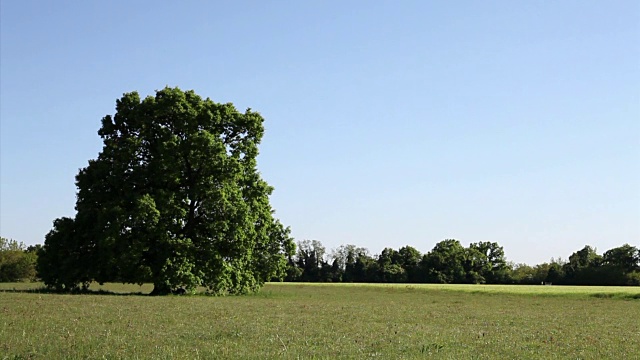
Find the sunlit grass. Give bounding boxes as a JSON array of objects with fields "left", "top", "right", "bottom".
[{"left": 271, "top": 282, "right": 640, "bottom": 298}]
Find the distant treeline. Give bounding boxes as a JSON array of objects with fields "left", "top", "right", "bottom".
[
  {"left": 1, "top": 236, "right": 638, "bottom": 286},
  {"left": 284, "top": 240, "right": 640, "bottom": 286}
]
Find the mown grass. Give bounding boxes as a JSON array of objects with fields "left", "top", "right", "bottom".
[{"left": 1, "top": 282, "right": 638, "bottom": 359}]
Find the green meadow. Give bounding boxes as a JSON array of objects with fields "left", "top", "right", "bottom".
[{"left": 1, "top": 283, "right": 638, "bottom": 359}]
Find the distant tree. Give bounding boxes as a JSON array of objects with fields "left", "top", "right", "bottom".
[
  {"left": 285, "top": 261, "right": 303, "bottom": 282},
  {"left": 626, "top": 271, "right": 640, "bottom": 286},
  {"left": 599, "top": 244, "right": 640, "bottom": 285},
  {"left": 421, "top": 239, "right": 467, "bottom": 283},
  {"left": 319, "top": 261, "right": 337, "bottom": 282},
  {"left": 545, "top": 262, "right": 564, "bottom": 284},
  {"left": 295, "top": 240, "right": 328, "bottom": 281},
  {"left": 568, "top": 246, "right": 602, "bottom": 268},
  {"left": 509, "top": 263, "right": 536, "bottom": 284},
  {"left": 0, "top": 237, "right": 37, "bottom": 282},
  {"left": 344, "top": 252, "right": 378, "bottom": 282},
  {"left": 377, "top": 247, "right": 397, "bottom": 267},
  {"left": 375, "top": 247, "right": 406, "bottom": 282},
  {"left": 25, "top": 244, "right": 43, "bottom": 254},
  {"left": 379, "top": 264, "right": 406, "bottom": 283},
  {"left": 468, "top": 242, "right": 509, "bottom": 284},
  {"left": 603, "top": 244, "right": 639, "bottom": 273},
  {"left": 297, "top": 240, "right": 326, "bottom": 267},
  {"left": 329, "top": 259, "right": 343, "bottom": 282},
  {"left": 396, "top": 246, "right": 422, "bottom": 282},
  {"left": 562, "top": 245, "right": 603, "bottom": 285},
  {"left": 1, "top": 238, "right": 24, "bottom": 252},
  {"left": 38, "top": 87, "right": 294, "bottom": 294},
  {"left": 462, "top": 247, "right": 488, "bottom": 284},
  {"left": 331, "top": 245, "right": 370, "bottom": 282},
  {"left": 330, "top": 244, "right": 369, "bottom": 271}
]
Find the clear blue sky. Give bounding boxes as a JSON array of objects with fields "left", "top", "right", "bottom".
[{"left": 1, "top": 1, "right": 638, "bottom": 265}]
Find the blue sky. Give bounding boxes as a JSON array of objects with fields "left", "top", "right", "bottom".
[{"left": 1, "top": 1, "right": 638, "bottom": 265}]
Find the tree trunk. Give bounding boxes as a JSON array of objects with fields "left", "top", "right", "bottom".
[{"left": 150, "top": 281, "right": 172, "bottom": 296}]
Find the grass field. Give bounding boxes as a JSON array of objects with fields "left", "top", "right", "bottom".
[{"left": 1, "top": 283, "right": 639, "bottom": 359}]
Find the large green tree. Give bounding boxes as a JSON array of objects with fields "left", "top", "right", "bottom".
[{"left": 39, "top": 87, "right": 294, "bottom": 295}]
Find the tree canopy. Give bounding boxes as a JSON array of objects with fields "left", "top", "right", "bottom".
[{"left": 38, "top": 87, "right": 294, "bottom": 294}]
